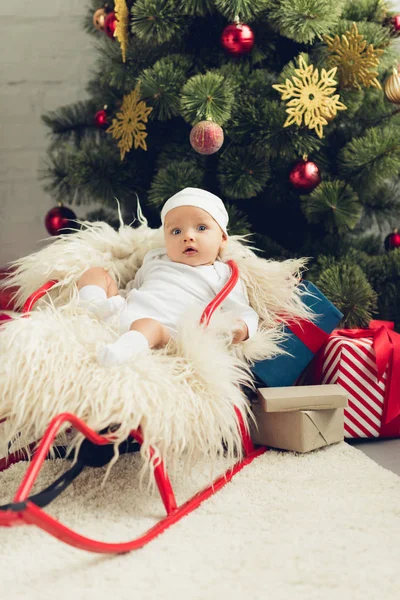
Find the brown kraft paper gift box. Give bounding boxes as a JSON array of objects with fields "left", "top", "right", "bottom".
[{"left": 250, "top": 384, "right": 348, "bottom": 453}]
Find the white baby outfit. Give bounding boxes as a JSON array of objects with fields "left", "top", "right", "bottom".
[
  {"left": 78, "top": 187, "right": 259, "bottom": 366},
  {"left": 119, "top": 247, "right": 259, "bottom": 338}
]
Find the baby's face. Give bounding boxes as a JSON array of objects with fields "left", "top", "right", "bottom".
[{"left": 164, "top": 206, "right": 228, "bottom": 266}]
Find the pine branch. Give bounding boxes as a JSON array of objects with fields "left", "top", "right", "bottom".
[
  {"left": 359, "top": 180, "right": 400, "bottom": 232},
  {"left": 180, "top": 72, "right": 234, "bottom": 124},
  {"left": 316, "top": 263, "right": 378, "bottom": 327},
  {"left": 41, "top": 101, "right": 99, "bottom": 148},
  {"left": 233, "top": 98, "right": 323, "bottom": 160},
  {"left": 334, "top": 18, "right": 392, "bottom": 47},
  {"left": 356, "top": 250, "right": 400, "bottom": 326},
  {"left": 341, "top": 0, "right": 387, "bottom": 22},
  {"left": 140, "top": 55, "right": 192, "bottom": 120},
  {"left": 339, "top": 125, "right": 400, "bottom": 192},
  {"left": 217, "top": 146, "right": 270, "bottom": 199},
  {"left": 87, "top": 36, "right": 174, "bottom": 97},
  {"left": 268, "top": 0, "right": 345, "bottom": 44},
  {"left": 250, "top": 233, "right": 293, "bottom": 258},
  {"left": 225, "top": 203, "right": 252, "bottom": 235},
  {"left": 148, "top": 160, "right": 205, "bottom": 208},
  {"left": 40, "top": 140, "right": 142, "bottom": 206},
  {"left": 179, "top": 0, "right": 216, "bottom": 16},
  {"left": 214, "top": 0, "right": 270, "bottom": 22},
  {"left": 155, "top": 139, "right": 205, "bottom": 169},
  {"left": 348, "top": 233, "right": 383, "bottom": 254},
  {"left": 301, "top": 180, "right": 362, "bottom": 233},
  {"left": 131, "top": 0, "right": 186, "bottom": 44}
]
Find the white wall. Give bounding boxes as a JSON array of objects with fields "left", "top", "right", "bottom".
[
  {"left": 2, "top": 1, "right": 400, "bottom": 265},
  {"left": 0, "top": 1, "right": 96, "bottom": 264}
]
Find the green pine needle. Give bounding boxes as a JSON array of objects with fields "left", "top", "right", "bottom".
[
  {"left": 214, "top": 0, "right": 270, "bottom": 22},
  {"left": 301, "top": 180, "right": 362, "bottom": 233},
  {"left": 341, "top": 0, "right": 387, "bottom": 22},
  {"left": 225, "top": 203, "right": 252, "bottom": 235},
  {"left": 140, "top": 55, "right": 192, "bottom": 120},
  {"left": 360, "top": 250, "right": 400, "bottom": 325},
  {"left": 131, "top": 0, "right": 186, "bottom": 44},
  {"left": 339, "top": 126, "right": 400, "bottom": 192},
  {"left": 180, "top": 72, "right": 234, "bottom": 125},
  {"left": 234, "top": 98, "right": 323, "bottom": 160},
  {"left": 217, "top": 146, "right": 270, "bottom": 199},
  {"left": 40, "top": 141, "right": 141, "bottom": 206},
  {"left": 268, "top": 0, "right": 345, "bottom": 44},
  {"left": 349, "top": 233, "right": 383, "bottom": 254},
  {"left": 359, "top": 181, "right": 400, "bottom": 232},
  {"left": 335, "top": 18, "right": 391, "bottom": 47},
  {"left": 148, "top": 161, "right": 205, "bottom": 208},
  {"left": 41, "top": 101, "right": 99, "bottom": 148},
  {"left": 180, "top": 0, "right": 216, "bottom": 16},
  {"left": 316, "top": 263, "right": 378, "bottom": 328}
]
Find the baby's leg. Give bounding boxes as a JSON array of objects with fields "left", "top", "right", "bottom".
[
  {"left": 97, "top": 318, "right": 171, "bottom": 367},
  {"left": 77, "top": 267, "right": 125, "bottom": 319},
  {"left": 130, "top": 318, "right": 171, "bottom": 348},
  {"left": 77, "top": 267, "right": 119, "bottom": 297}
]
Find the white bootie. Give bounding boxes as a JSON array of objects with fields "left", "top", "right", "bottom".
[
  {"left": 97, "top": 330, "right": 150, "bottom": 367},
  {"left": 78, "top": 285, "right": 125, "bottom": 320}
]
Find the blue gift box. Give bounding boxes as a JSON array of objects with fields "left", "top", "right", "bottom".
[{"left": 252, "top": 281, "right": 343, "bottom": 388}]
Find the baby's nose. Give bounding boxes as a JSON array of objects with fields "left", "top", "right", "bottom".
[{"left": 183, "top": 232, "right": 195, "bottom": 241}]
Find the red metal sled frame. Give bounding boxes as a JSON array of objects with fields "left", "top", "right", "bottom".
[{"left": 0, "top": 260, "right": 267, "bottom": 553}]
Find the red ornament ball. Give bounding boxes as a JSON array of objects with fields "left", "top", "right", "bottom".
[
  {"left": 221, "top": 22, "right": 255, "bottom": 56},
  {"left": 94, "top": 109, "right": 109, "bottom": 128},
  {"left": 104, "top": 12, "right": 117, "bottom": 39},
  {"left": 392, "top": 15, "right": 400, "bottom": 31},
  {"left": 190, "top": 120, "right": 224, "bottom": 155},
  {"left": 384, "top": 228, "right": 400, "bottom": 251},
  {"left": 289, "top": 158, "right": 321, "bottom": 193},
  {"left": 45, "top": 205, "right": 77, "bottom": 236}
]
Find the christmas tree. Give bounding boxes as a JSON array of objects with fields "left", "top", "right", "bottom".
[{"left": 41, "top": 0, "right": 400, "bottom": 328}]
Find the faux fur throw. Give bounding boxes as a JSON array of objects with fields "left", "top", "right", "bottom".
[{"left": 0, "top": 219, "right": 313, "bottom": 485}]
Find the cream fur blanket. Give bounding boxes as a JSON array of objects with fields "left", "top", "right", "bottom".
[{"left": 0, "top": 219, "right": 312, "bottom": 483}]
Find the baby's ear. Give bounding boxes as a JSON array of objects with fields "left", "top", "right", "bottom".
[{"left": 221, "top": 232, "right": 228, "bottom": 247}]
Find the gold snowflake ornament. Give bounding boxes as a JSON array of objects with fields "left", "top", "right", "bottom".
[
  {"left": 323, "top": 22, "right": 384, "bottom": 90},
  {"left": 114, "top": 0, "right": 129, "bottom": 63},
  {"left": 107, "top": 84, "right": 152, "bottom": 160},
  {"left": 272, "top": 56, "right": 347, "bottom": 139}
]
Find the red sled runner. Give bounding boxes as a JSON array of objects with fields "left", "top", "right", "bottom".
[{"left": 0, "top": 260, "right": 267, "bottom": 554}]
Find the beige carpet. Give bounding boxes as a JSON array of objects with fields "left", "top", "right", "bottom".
[{"left": 0, "top": 442, "right": 399, "bottom": 600}]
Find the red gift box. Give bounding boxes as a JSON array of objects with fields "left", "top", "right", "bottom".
[
  {"left": 0, "top": 267, "right": 18, "bottom": 311},
  {"left": 310, "top": 320, "right": 400, "bottom": 439}
]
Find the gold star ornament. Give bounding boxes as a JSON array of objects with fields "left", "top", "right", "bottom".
[
  {"left": 114, "top": 0, "right": 129, "bottom": 63},
  {"left": 323, "top": 22, "right": 384, "bottom": 90},
  {"left": 107, "top": 84, "right": 152, "bottom": 160},
  {"left": 272, "top": 56, "right": 347, "bottom": 139}
]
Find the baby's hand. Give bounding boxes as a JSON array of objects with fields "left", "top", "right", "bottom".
[{"left": 232, "top": 319, "right": 249, "bottom": 344}]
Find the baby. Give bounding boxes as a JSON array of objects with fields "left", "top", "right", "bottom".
[{"left": 77, "top": 187, "right": 259, "bottom": 367}]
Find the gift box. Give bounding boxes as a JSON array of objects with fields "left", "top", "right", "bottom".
[
  {"left": 250, "top": 384, "right": 348, "bottom": 453},
  {"left": 0, "top": 268, "right": 18, "bottom": 312},
  {"left": 309, "top": 321, "right": 400, "bottom": 439},
  {"left": 252, "top": 281, "right": 343, "bottom": 388}
]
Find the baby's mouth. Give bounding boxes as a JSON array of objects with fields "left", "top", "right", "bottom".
[{"left": 183, "top": 247, "right": 197, "bottom": 255}]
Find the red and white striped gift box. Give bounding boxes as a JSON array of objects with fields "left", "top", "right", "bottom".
[{"left": 320, "top": 335, "right": 386, "bottom": 438}]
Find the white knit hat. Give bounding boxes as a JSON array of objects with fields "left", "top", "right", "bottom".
[{"left": 161, "top": 187, "right": 229, "bottom": 234}]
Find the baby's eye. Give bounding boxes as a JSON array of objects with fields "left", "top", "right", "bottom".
[
  {"left": 172, "top": 228, "right": 181, "bottom": 235},
  {"left": 197, "top": 225, "right": 207, "bottom": 231}
]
